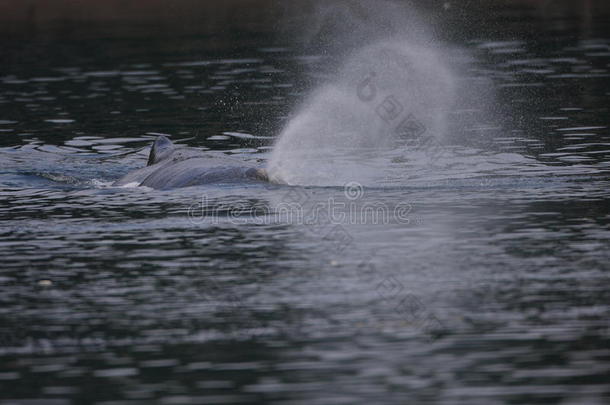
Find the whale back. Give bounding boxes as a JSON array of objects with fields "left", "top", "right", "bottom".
[
  {"left": 113, "top": 135, "right": 269, "bottom": 189},
  {"left": 147, "top": 135, "right": 175, "bottom": 166}
]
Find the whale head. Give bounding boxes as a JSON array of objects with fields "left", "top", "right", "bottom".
[{"left": 147, "top": 135, "right": 175, "bottom": 166}]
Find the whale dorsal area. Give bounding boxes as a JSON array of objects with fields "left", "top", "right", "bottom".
[
  {"left": 147, "top": 135, "right": 175, "bottom": 166},
  {"left": 113, "top": 136, "right": 269, "bottom": 189}
]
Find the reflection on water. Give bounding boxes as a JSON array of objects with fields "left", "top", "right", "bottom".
[{"left": 1, "top": 2, "right": 610, "bottom": 404}]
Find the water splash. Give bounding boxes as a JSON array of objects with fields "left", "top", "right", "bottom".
[
  {"left": 269, "top": 40, "right": 456, "bottom": 186},
  {"left": 269, "top": 1, "right": 459, "bottom": 186}
]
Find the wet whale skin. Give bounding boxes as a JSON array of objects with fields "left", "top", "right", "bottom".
[{"left": 113, "top": 136, "right": 267, "bottom": 189}]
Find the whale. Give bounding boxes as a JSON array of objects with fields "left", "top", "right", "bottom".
[{"left": 113, "top": 136, "right": 269, "bottom": 189}]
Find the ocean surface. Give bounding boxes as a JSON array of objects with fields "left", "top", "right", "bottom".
[{"left": 1, "top": 2, "right": 609, "bottom": 404}]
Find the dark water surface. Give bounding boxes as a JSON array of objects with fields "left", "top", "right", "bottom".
[{"left": 1, "top": 3, "right": 610, "bottom": 405}]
